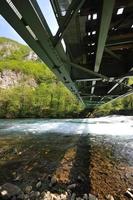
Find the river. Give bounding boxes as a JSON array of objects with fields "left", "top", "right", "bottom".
[{"left": 0, "top": 115, "right": 133, "bottom": 200}]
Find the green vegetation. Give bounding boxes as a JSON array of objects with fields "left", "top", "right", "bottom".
[
  {"left": 0, "top": 37, "right": 132, "bottom": 118},
  {"left": 94, "top": 92, "right": 133, "bottom": 116},
  {"left": 0, "top": 37, "right": 83, "bottom": 118}
]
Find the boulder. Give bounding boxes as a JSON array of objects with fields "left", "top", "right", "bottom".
[{"left": 0, "top": 183, "right": 24, "bottom": 199}]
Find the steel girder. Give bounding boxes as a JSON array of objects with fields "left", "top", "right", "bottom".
[
  {"left": 0, "top": 0, "right": 132, "bottom": 109},
  {"left": 53, "top": 0, "right": 86, "bottom": 46},
  {"left": 0, "top": 0, "right": 84, "bottom": 103},
  {"left": 91, "top": 0, "right": 115, "bottom": 95}
]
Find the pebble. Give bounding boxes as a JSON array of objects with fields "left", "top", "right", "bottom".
[
  {"left": 25, "top": 185, "right": 32, "bottom": 194},
  {"left": 77, "top": 176, "right": 84, "bottom": 183},
  {"left": 71, "top": 192, "right": 76, "bottom": 200},
  {"left": 89, "top": 194, "right": 98, "bottom": 200},
  {"left": 106, "top": 194, "right": 114, "bottom": 200},
  {"left": 60, "top": 193, "right": 67, "bottom": 199},
  {"left": 36, "top": 181, "right": 42, "bottom": 189},
  {"left": 30, "top": 191, "right": 40, "bottom": 199},
  {"left": 49, "top": 177, "right": 57, "bottom": 187},
  {"left": 67, "top": 184, "right": 77, "bottom": 190},
  {"left": 51, "top": 177, "right": 57, "bottom": 185},
  {"left": 83, "top": 193, "right": 88, "bottom": 200}
]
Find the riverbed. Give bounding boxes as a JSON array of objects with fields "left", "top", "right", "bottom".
[{"left": 0, "top": 115, "right": 133, "bottom": 199}]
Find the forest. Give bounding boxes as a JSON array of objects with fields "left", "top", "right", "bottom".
[{"left": 0, "top": 37, "right": 83, "bottom": 118}]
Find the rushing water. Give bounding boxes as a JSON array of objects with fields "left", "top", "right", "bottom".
[
  {"left": 0, "top": 115, "right": 132, "bottom": 135},
  {"left": 0, "top": 115, "right": 133, "bottom": 199}
]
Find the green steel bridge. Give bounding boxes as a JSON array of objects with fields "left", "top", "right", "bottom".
[{"left": 0, "top": 0, "right": 133, "bottom": 108}]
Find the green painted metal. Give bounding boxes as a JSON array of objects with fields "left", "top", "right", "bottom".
[
  {"left": 0, "top": 0, "right": 83, "bottom": 103},
  {"left": 99, "top": 90, "right": 133, "bottom": 107},
  {"left": 31, "top": 0, "right": 53, "bottom": 39},
  {"left": 91, "top": 0, "right": 115, "bottom": 95},
  {"left": 0, "top": 0, "right": 132, "bottom": 109},
  {"left": 105, "top": 48, "right": 121, "bottom": 61},
  {"left": 94, "top": 0, "right": 115, "bottom": 73},
  {"left": 50, "top": 0, "right": 62, "bottom": 23},
  {"left": 106, "top": 40, "right": 133, "bottom": 47},
  {"left": 54, "top": 0, "right": 85, "bottom": 46},
  {"left": 64, "top": 61, "right": 109, "bottom": 80}
]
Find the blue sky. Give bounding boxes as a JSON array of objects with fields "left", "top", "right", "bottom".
[{"left": 0, "top": 0, "right": 58, "bottom": 45}]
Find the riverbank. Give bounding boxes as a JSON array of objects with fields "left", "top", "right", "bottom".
[{"left": 0, "top": 128, "right": 133, "bottom": 199}]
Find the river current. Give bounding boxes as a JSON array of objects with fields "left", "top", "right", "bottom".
[
  {"left": 0, "top": 115, "right": 133, "bottom": 199},
  {"left": 0, "top": 115, "right": 133, "bottom": 135}
]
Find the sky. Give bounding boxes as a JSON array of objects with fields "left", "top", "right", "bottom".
[{"left": 0, "top": 0, "right": 59, "bottom": 45}]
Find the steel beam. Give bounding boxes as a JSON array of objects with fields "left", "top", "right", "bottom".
[
  {"left": 64, "top": 61, "right": 109, "bottom": 80},
  {"left": 54, "top": 0, "right": 85, "bottom": 46},
  {"left": 106, "top": 40, "right": 133, "bottom": 47},
  {"left": 31, "top": 0, "right": 53, "bottom": 39},
  {"left": 0, "top": 0, "right": 83, "bottom": 103},
  {"left": 50, "top": 0, "right": 62, "bottom": 24},
  {"left": 76, "top": 78, "right": 102, "bottom": 82},
  {"left": 107, "top": 78, "right": 125, "bottom": 94},
  {"left": 91, "top": 0, "right": 115, "bottom": 94},
  {"left": 105, "top": 48, "right": 121, "bottom": 61},
  {"left": 99, "top": 90, "right": 133, "bottom": 107}
]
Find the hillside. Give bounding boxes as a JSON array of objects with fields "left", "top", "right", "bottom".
[{"left": 0, "top": 37, "right": 83, "bottom": 118}]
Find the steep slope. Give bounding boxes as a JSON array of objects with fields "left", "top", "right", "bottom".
[
  {"left": 0, "top": 37, "right": 38, "bottom": 61},
  {"left": 0, "top": 37, "right": 83, "bottom": 118}
]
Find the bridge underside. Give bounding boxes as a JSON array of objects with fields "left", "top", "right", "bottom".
[{"left": 0, "top": 0, "right": 133, "bottom": 108}]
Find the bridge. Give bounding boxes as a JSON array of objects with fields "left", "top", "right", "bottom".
[{"left": 0, "top": 0, "right": 133, "bottom": 108}]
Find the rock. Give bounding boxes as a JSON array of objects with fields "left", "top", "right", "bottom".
[
  {"left": 77, "top": 176, "right": 84, "bottom": 183},
  {"left": 14, "top": 148, "right": 18, "bottom": 154},
  {"left": 60, "top": 193, "right": 67, "bottom": 200},
  {"left": 36, "top": 181, "right": 42, "bottom": 189},
  {"left": 14, "top": 174, "right": 21, "bottom": 181},
  {"left": 17, "top": 193, "right": 25, "bottom": 200},
  {"left": 35, "top": 191, "right": 40, "bottom": 197},
  {"left": 0, "top": 69, "right": 37, "bottom": 89},
  {"left": 25, "top": 186, "right": 32, "bottom": 194},
  {"left": 25, "top": 51, "right": 38, "bottom": 61},
  {"left": 48, "top": 175, "right": 52, "bottom": 180},
  {"left": 18, "top": 152, "right": 22, "bottom": 155},
  {"left": 51, "top": 193, "right": 58, "bottom": 199},
  {"left": 42, "top": 191, "right": 52, "bottom": 199},
  {"left": 49, "top": 177, "right": 57, "bottom": 187},
  {"left": 30, "top": 191, "right": 40, "bottom": 200},
  {"left": 67, "top": 184, "right": 77, "bottom": 190},
  {"left": 125, "top": 189, "right": 133, "bottom": 198},
  {"left": 71, "top": 192, "right": 76, "bottom": 200},
  {"left": 89, "top": 194, "right": 98, "bottom": 200},
  {"left": 106, "top": 194, "right": 114, "bottom": 200},
  {"left": 51, "top": 177, "right": 57, "bottom": 185},
  {"left": 24, "top": 194, "right": 29, "bottom": 199},
  {"left": 83, "top": 193, "right": 88, "bottom": 200},
  {"left": 0, "top": 183, "right": 24, "bottom": 199}
]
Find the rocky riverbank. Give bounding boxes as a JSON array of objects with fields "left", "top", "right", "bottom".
[{"left": 0, "top": 132, "right": 133, "bottom": 199}]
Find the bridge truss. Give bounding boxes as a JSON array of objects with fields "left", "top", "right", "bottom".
[{"left": 0, "top": 0, "right": 133, "bottom": 108}]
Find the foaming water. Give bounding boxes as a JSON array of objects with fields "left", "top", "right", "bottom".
[{"left": 0, "top": 115, "right": 132, "bottom": 136}]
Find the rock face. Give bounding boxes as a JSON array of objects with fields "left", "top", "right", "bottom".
[
  {"left": 0, "top": 41, "right": 19, "bottom": 59},
  {"left": 0, "top": 70, "right": 37, "bottom": 89},
  {"left": 25, "top": 51, "right": 38, "bottom": 61},
  {"left": 0, "top": 37, "right": 38, "bottom": 61}
]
